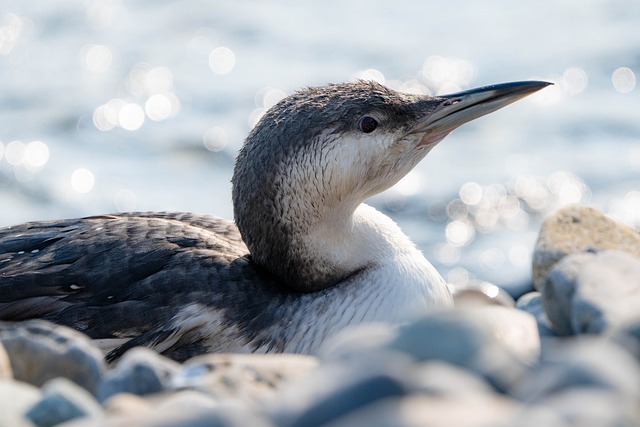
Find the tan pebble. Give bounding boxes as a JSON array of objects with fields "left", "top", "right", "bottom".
[{"left": 532, "top": 205, "right": 640, "bottom": 291}]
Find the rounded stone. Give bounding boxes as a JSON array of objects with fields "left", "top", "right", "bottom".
[
  {"left": 0, "top": 380, "right": 41, "bottom": 427},
  {"left": 541, "top": 250, "right": 640, "bottom": 335},
  {"left": 271, "top": 351, "right": 414, "bottom": 427},
  {"left": 25, "top": 377, "right": 103, "bottom": 427},
  {"left": 513, "top": 337, "right": 640, "bottom": 403},
  {"left": 321, "top": 394, "right": 518, "bottom": 427},
  {"left": 174, "top": 353, "right": 317, "bottom": 404},
  {"left": 449, "top": 281, "right": 516, "bottom": 308},
  {"left": 532, "top": 205, "right": 640, "bottom": 291},
  {"left": 516, "top": 292, "right": 557, "bottom": 337},
  {"left": 387, "top": 307, "right": 539, "bottom": 392},
  {"left": 0, "top": 320, "right": 105, "bottom": 392},
  {"left": 96, "top": 347, "right": 181, "bottom": 402},
  {"left": 0, "top": 343, "right": 12, "bottom": 380}
]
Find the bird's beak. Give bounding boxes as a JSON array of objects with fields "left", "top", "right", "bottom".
[{"left": 410, "top": 80, "right": 552, "bottom": 146}]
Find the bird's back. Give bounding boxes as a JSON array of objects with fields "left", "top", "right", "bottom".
[{"left": 0, "top": 212, "right": 293, "bottom": 361}]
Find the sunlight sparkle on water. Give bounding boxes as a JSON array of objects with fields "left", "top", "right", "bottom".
[
  {"left": 421, "top": 56, "right": 476, "bottom": 93},
  {"left": 392, "top": 171, "right": 422, "bottom": 196},
  {"left": 612, "top": 67, "right": 636, "bottom": 93},
  {"left": 351, "top": 69, "right": 385, "bottom": 84},
  {"left": 71, "top": 168, "right": 95, "bottom": 193},
  {"left": 24, "top": 141, "right": 49, "bottom": 169},
  {"left": 81, "top": 44, "right": 113, "bottom": 73},
  {"left": 608, "top": 191, "right": 640, "bottom": 231},
  {"left": 459, "top": 181, "right": 483, "bottom": 206},
  {"left": 255, "top": 87, "right": 287, "bottom": 109},
  {"left": 446, "top": 219, "right": 475, "bottom": 247},
  {"left": 145, "top": 94, "right": 178, "bottom": 121},
  {"left": 0, "top": 13, "right": 26, "bottom": 55},
  {"left": 209, "top": 47, "right": 236, "bottom": 75},
  {"left": 4, "top": 141, "right": 25, "bottom": 166},
  {"left": 203, "top": 127, "right": 228, "bottom": 152},
  {"left": 562, "top": 68, "right": 588, "bottom": 95},
  {"left": 118, "top": 103, "right": 145, "bottom": 131}
]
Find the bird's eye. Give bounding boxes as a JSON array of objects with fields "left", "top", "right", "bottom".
[{"left": 358, "top": 116, "right": 378, "bottom": 133}]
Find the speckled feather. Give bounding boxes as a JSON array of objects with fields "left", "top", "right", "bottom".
[{"left": 0, "top": 212, "right": 313, "bottom": 361}]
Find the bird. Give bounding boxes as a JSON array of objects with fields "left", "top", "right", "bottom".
[{"left": 0, "top": 79, "right": 549, "bottom": 362}]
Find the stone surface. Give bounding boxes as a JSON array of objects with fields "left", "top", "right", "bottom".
[
  {"left": 102, "top": 392, "right": 152, "bottom": 417},
  {"left": 271, "top": 351, "right": 414, "bottom": 427},
  {"left": 513, "top": 337, "right": 640, "bottom": 403},
  {"left": 541, "top": 250, "right": 640, "bottom": 335},
  {"left": 0, "top": 342, "right": 12, "bottom": 380},
  {"left": 317, "top": 323, "right": 396, "bottom": 364},
  {"left": 0, "top": 380, "right": 41, "bottom": 427},
  {"left": 516, "top": 292, "right": 558, "bottom": 336},
  {"left": 173, "top": 353, "right": 317, "bottom": 404},
  {"left": 62, "top": 403, "right": 273, "bottom": 427},
  {"left": 322, "top": 394, "right": 518, "bottom": 427},
  {"left": 532, "top": 204, "right": 640, "bottom": 291},
  {"left": 411, "top": 361, "right": 495, "bottom": 397},
  {"left": 0, "top": 320, "right": 105, "bottom": 392},
  {"left": 387, "top": 307, "right": 538, "bottom": 392},
  {"left": 96, "top": 347, "right": 181, "bottom": 403},
  {"left": 449, "top": 281, "right": 516, "bottom": 308},
  {"left": 536, "top": 388, "right": 639, "bottom": 427},
  {"left": 25, "top": 378, "right": 103, "bottom": 427}
]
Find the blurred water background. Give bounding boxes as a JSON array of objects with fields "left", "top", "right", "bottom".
[{"left": 0, "top": 1, "right": 638, "bottom": 295}]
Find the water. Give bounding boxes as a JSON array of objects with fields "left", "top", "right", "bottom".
[{"left": 1, "top": 1, "right": 639, "bottom": 295}]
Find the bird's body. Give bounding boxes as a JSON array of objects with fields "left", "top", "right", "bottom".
[{"left": 0, "top": 80, "right": 549, "bottom": 361}]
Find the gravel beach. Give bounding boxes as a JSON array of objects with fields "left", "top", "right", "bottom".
[{"left": 1, "top": 204, "right": 639, "bottom": 427}]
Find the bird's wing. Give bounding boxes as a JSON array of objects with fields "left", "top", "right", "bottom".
[{"left": 0, "top": 212, "right": 292, "bottom": 360}]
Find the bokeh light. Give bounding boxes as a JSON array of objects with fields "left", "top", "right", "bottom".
[
  {"left": 351, "top": 69, "right": 385, "bottom": 84},
  {"left": 81, "top": 44, "right": 113, "bottom": 73},
  {"left": 0, "top": 13, "right": 26, "bottom": 55},
  {"left": 562, "top": 67, "right": 588, "bottom": 95},
  {"left": 446, "top": 219, "right": 475, "bottom": 247},
  {"left": 71, "top": 168, "right": 95, "bottom": 193},
  {"left": 612, "top": 67, "right": 636, "bottom": 93},
  {"left": 145, "top": 94, "right": 174, "bottom": 121},
  {"left": 24, "top": 141, "right": 49, "bottom": 169},
  {"left": 203, "top": 127, "right": 228, "bottom": 152},
  {"left": 118, "top": 103, "right": 145, "bottom": 131},
  {"left": 4, "top": 140, "right": 25, "bottom": 166},
  {"left": 208, "top": 47, "right": 236, "bottom": 74},
  {"left": 421, "top": 56, "right": 476, "bottom": 93}
]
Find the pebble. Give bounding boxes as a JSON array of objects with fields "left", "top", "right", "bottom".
[
  {"left": 0, "top": 380, "right": 41, "bottom": 427},
  {"left": 541, "top": 250, "right": 640, "bottom": 335},
  {"left": 321, "top": 394, "right": 518, "bottom": 427},
  {"left": 387, "top": 307, "right": 538, "bottom": 392},
  {"left": 271, "top": 351, "right": 414, "bottom": 427},
  {"left": 173, "top": 353, "right": 317, "bottom": 404},
  {"left": 0, "top": 320, "right": 105, "bottom": 392},
  {"left": 516, "top": 292, "right": 557, "bottom": 336},
  {"left": 513, "top": 337, "right": 640, "bottom": 403},
  {"left": 96, "top": 347, "right": 181, "bottom": 403},
  {"left": 448, "top": 281, "right": 516, "bottom": 308},
  {"left": 0, "top": 342, "right": 12, "bottom": 380},
  {"left": 532, "top": 204, "right": 640, "bottom": 291},
  {"left": 25, "top": 378, "right": 103, "bottom": 427}
]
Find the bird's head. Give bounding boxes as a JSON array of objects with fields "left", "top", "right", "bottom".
[{"left": 232, "top": 79, "right": 549, "bottom": 290}]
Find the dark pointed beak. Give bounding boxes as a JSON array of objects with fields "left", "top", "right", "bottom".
[{"left": 410, "top": 81, "right": 552, "bottom": 145}]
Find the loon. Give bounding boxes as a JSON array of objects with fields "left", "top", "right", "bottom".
[{"left": 0, "top": 80, "right": 549, "bottom": 361}]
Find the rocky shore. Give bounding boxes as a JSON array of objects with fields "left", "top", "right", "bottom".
[{"left": 1, "top": 204, "right": 639, "bottom": 427}]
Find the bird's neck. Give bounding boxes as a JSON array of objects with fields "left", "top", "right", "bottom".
[{"left": 247, "top": 199, "right": 446, "bottom": 295}]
